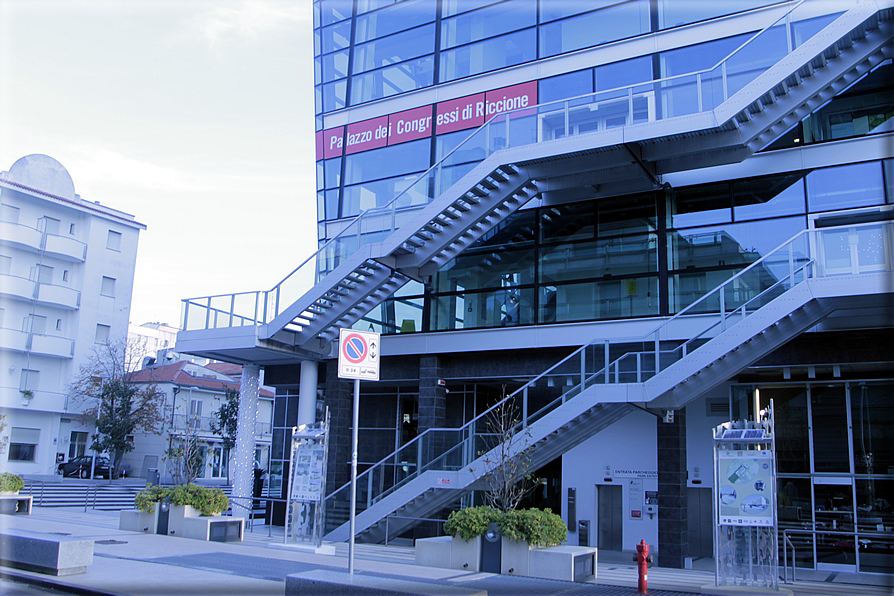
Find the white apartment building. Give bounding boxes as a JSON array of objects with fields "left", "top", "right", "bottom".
[{"left": 0, "top": 154, "right": 145, "bottom": 477}]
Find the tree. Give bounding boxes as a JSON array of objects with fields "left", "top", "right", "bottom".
[
  {"left": 69, "top": 340, "right": 167, "bottom": 479},
  {"left": 209, "top": 388, "right": 238, "bottom": 483},
  {"left": 476, "top": 390, "right": 541, "bottom": 512},
  {"left": 164, "top": 409, "right": 207, "bottom": 486}
]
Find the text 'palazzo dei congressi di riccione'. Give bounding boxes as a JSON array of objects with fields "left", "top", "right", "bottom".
[{"left": 177, "top": 0, "right": 894, "bottom": 573}]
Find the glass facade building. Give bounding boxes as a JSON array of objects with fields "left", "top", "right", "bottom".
[{"left": 179, "top": 0, "right": 893, "bottom": 574}]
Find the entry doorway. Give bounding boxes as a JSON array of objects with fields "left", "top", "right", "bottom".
[
  {"left": 687, "top": 487, "right": 714, "bottom": 559},
  {"left": 813, "top": 477, "right": 857, "bottom": 572},
  {"left": 597, "top": 484, "right": 623, "bottom": 550}
]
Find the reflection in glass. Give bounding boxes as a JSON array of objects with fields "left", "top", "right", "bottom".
[
  {"left": 430, "top": 287, "right": 536, "bottom": 330},
  {"left": 813, "top": 481, "right": 856, "bottom": 567},
  {"left": 855, "top": 478, "right": 894, "bottom": 574},
  {"left": 539, "top": 0, "right": 650, "bottom": 58},
  {"left": 806, "top": 161, "right": 884, "bottom": 213},
  {"left": 540, "top": 235, "right": 657, "bottom": 283},
  {"left": 343, "top": 139, "right": 430, "bottom": 186},
  {"left": 734, "top": 172, "right": 806, "bottom": 220},
  {"left": 440, "top": 0, "right": 536, "bottom": 50},
  {"left": 812, "top": 385, "right": 850, "bottom": 473},
  {"left": 851, "top": 382, "right": 894, "bottom": 475},
  {"left": 540, "top": 277, "right": 658, "bottom": 323},
  {"left": 352, "top": 25, "right": 435, "bottom": 74},
  {"left": 439, "top": 29, "right": 536, "bottom": 82}
]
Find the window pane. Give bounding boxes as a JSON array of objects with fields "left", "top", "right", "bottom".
[
  {"left": 353, "top": 24, "right": 435, "bottom": 74},
  {"left": 321, "top": 21, "right": 352, "bottom": 54},
  {"left": 350, "top": 56, "right": 434, "bottom": 104},
  {"left": 852, "top": 381, "right": 894, "bottom": 475},
  {"left": 342, "top": 173, "right": 428, "bottom": 217},
  {"left": 321, "top": 50, "right": 349, "bottom": 82},
  {"left": 734, "top": 172, "right": 806, "bottom": 221},
  {"left": 540, "top": 0, "right": 627, "bottom": 22},
  {"left": 434, "top": 246, "right": 535, "bottom": 293},
  {"left": 540, "top": 236, "right": 657, "bottom": 283},
  {"left": 806, "top": 161, "right": 884, "bottom": 213},
  {"left": 670, "top": 182, "right": 732, "bottom": 229},
  {"left": 440, "top": 29, "right": 536, "bottom": 83},
  {"left": 107, "top": 230, "right": 122, "bottom": 250},
  {"left": 658, "top": 0, "right": 779, "bottom": 29},
  {"left": 355, "top": 0, "right": 435, "bottom": 43},
  {"left": 441, "top": 1, "right": 536, "bottom": 50},
  {"left": 539, "top": 0, "right": 650, "bottom": 58},
  {"left": 759, "top": 386, "right": 809, "bottom": 473},
  {"left": 856, "top": 478, "right": 894, "bottom": 575},
  {"left": 324, "top": 157, "right": 342, "bottom": 188},
  {"left": 539, "top": 70, "right": 593, "bottom": 104},
  {"left": 95, "top": 324, "right": 111, "bottom": 344},
  {"left": 441, "top": 0, "right": 502, "bottom": 18},
  {"left": 319, "top": 0, "right": 353, "bottom": 26},
  {"left": 321, "top": 80, "right": 347, "bottom": 112},
  {"left": 540, "top": 277, "right": 658, "bottom": 323},
  {"left": 343, "top": 139, "right": 430, "bottom": 186},
  {"left": 811, "top": 384, "right": 850, "bottom": 473},
  {"left": 101, "top": 276, "right": 116, "bottom": 297},
  {"left": 430, "top": 286, "right": 536, "bottom": 330}
]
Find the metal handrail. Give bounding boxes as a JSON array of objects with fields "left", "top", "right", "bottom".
[
  {"left": 383, "top": 515, "right": 446, "bottom": 546},
  {"left": 182, "top": 0, "right": 814, "bottom": 332},
  {"left": 781, "top": 527, "right": 894, "bottom": 582}
]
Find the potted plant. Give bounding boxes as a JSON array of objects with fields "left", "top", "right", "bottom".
[
  {"left": 120, "top": 484, "right": 169, "bottom": 532},
  {"left": 168, "top": 483, "right": 229, "bottom": 516},
  {"left": 0, "top": 473, "right": 24, "bottom": 495}
]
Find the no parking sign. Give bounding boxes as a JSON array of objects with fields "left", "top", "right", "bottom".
[{"left": 338, "top": 328, "right": 380, "bottom": 381}]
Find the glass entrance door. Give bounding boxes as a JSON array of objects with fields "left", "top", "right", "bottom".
[{"left": 813, "top": 478, "right": 857, "bottom": 571}]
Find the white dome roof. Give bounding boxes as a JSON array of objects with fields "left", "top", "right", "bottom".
[{"left": 7, "top": 154, "right": 76, "bottom": 200}]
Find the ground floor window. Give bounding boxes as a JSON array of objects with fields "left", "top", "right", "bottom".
[
  {"left": 8, "top": 427, "right": 39, "bottom": 462},
  {"left": 69, "top": 431, "right": 88, "bottom": 459}
]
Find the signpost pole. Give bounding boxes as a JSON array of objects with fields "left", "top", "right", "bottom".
[{"left": 348, "top": 377, "right": 360, "bottom": 576}]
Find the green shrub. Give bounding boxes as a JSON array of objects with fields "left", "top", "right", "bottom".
[
  {"left": 444, "top": 506, "right": 501, "bottom": 541},
  {"left": 498, "top": 508, "right": 567, "bottom": 547},
  {"left": 444, "top": 506, "right": 567, "bottom": 547},
  {"left": 0, "top": 473, "right": 24, "bottom": 493},
  {"left": 168, "top": 483, "right": 229, "bottom": 516},
  {"left": 134, "top": 484, "right": 169, "bottom": 513}
]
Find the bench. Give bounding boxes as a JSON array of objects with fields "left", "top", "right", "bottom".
[
  {"left": 286, "top": 569, "right": 486, "bottom": 596},
  {"left": 0, "top": 528, "right": 93, "bottom": 576},
  {"left": 0, "top": 495, "right": 32, "bottom": 515}
]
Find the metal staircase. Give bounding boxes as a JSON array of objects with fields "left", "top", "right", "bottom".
[
  {"left": 323, "top": 219, "right": 893, "bottom": 543},
  {"left": 178, "top": 0, "right": 893, "bottom": 365}
]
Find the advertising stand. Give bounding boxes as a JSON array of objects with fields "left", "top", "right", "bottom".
[
  {"left": 285, "top": 411, "right": 330, "bottom": 549},
  {"left": 713, "top": 405, "right": 778, "bottom": 590}
]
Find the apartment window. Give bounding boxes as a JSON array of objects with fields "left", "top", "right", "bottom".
[
  {"left": 20, "top": 369, "right": 39, "bottom": 392},
  {"left": 189, "top": 400, "right": 203, "bottom": 429},
  {"left": 0, "top": 204, "right": 20, "bottom": 224},
  {"left": 62, "top": 270, "right": 69, "bottom": 282},
  {"left": 0, "top": 308, "right": 4, "bottom": 328},
  {"left": 100, "top": 276, "right": 116, "bottom": 297},
  {"left": 35, "top": 264, "right": 53, "bottom": 284},
  {"left": 69, "top": 223, "right": 76, "bottom": 235},
  {"left": 94, "top": 324, "right": 111, "bottom": 344},
  {"left": 0, "top": 255, "right": 11, "bottom": 275},
  {"left": 9, "top": 428, "right": 39, "bottom": 461},
  {"left": 107, "top": 230, "right": 122, "bottom": 251},
  {"left": 56, "top": 318, "right": 63, "bottom": 331},
  {"left": 41, "top": 217, "right": 60, "bottom": 235},
  {"left": 24, "top": 314, "right": 47, "bottom": 335},
  {"left": 69, "top": 431, "right": 88, "bottom": 458}
]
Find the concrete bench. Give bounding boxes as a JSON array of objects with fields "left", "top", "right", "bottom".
[
  {"left": 0, "top": 528, "right": 93, "bottom": 576},
  {"left": 528, "top": 545, "right": 596, "bottom": 582},
  {"left": 0, "top": 495, "right": 32, "bottom": 515},
  {"left": 286, "top": 569, "right": 486, "bottom": 596}
]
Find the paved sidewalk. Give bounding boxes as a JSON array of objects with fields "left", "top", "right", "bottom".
[{"left": 0, "top": 507, "right": 891, "bottom": 596}]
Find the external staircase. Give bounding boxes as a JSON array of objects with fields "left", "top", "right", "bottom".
[
  {"left": 172, "top": 1, "right": 894, "bottom": 543},
  {"left": 178, "top": 0, "right": 893, "bottom": 365}
]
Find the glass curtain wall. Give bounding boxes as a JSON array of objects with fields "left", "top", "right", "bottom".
[{"left": 735, "top": 381, "right": 894, "bottom": 574}]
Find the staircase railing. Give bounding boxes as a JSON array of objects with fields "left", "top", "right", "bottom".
[
  {"left": 323, "top": 219, "right": 892, "bottom": 532},
  {"left": 181, "top": 0, "right": 831, "bottom": 334}
]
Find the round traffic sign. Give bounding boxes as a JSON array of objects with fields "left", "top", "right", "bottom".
[{"left": 342, "top": 333, "right": 367, "bottom": 363}]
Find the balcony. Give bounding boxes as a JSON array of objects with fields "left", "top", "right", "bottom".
[
  {"left": 0, "top": 328, "right": 74, "bottom": 359},
  {"left": 0, "top": 221, "right": 41, "bottom": 252},
  {"left": 44, "top": 234, "right": 86, "bottom": 262},
  {"left": 35, "top": 282, "right": 79, "bottom": 310},
  {"left": 0, "top": 274, "right": 36, "bottom": 303},
  {"left": 30, "top": 333, "right": 74, "bottom": 358}
]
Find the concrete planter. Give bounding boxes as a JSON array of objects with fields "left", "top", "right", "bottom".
[
  {"left": 119, "top": 505, "right": 159, "bottom": 533},
  {"left": 415, "top": 535, "right": 482, "bottom": 572},
  {"left": 167, "top": 504, "right": 202, "bottom": 537},
  {"left": 500, "top": 538, "right": 532, "bottom": 576}
]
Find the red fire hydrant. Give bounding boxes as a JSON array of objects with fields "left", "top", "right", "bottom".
[{"left": 633, "top": 539, "right": 653, "bottom": 595}]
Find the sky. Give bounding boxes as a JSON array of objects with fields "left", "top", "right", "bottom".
[{"left": 0, "top": 0, "right": 318, "bottom": 328}]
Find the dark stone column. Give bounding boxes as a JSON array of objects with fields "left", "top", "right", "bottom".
[
  {"left": 324, "top": 362, "right": 354, "bottom": 496},
  {"left": 418, "top": 356, "right": 446, "bottom": 467},
  {"left": 418, "top": 356, "right": 446, "bottom": 431},
  {"left": 657, "top": 408, "right": 688, "bottom": 569}
]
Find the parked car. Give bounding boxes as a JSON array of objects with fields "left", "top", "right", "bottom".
[{"left": 57, "top": 456, "right": 114, "bottom": 479}]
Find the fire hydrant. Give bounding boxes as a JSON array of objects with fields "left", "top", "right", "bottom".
[{"left": 633, "top": 539, "right": 653, "bottom": 594}]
